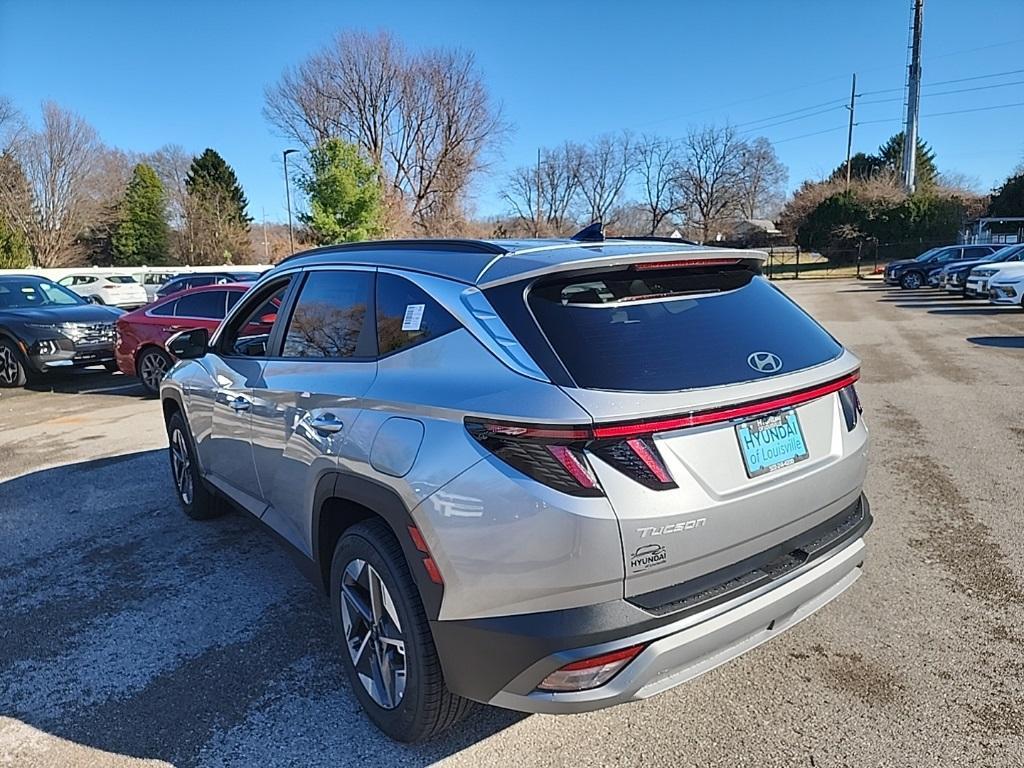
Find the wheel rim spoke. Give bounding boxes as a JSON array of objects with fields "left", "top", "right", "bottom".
[{"left": 340, "top": 559, "right": 406, "bottom": 709}]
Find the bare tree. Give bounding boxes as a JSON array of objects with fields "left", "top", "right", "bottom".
[
  {"left": 145, "top": 144, "right": 193, "bottom": 262},
  {"left": 501, "top": 142, "right": 583, "bottom": 235},
  {"left": 0, "top": 96, "right": 25, "bottom": 154},
  {"left": 737, "top": 136, "right": 787, "bottom": 220},
  {"left": 264, "top": 31, "right": 507, "bottom": 234},
  {"left": 1, "top": 102, "right": 105, "bottom": 266},
  {"left": 636, "top": 135, "right": 684, "bottom": 235},
  {"left": 574, "top": 132, "right": 636, "bottom": 225},
  {"left": 677, "top": 125, "right": 746, "bottom": 243}
]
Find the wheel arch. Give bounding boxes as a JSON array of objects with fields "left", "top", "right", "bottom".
[{"left": 313, "top": 471, "right": 443, "bottom": 621}]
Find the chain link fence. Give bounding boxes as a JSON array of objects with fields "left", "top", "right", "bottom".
[{"left": 759, "top": 237, "right": 955, "bottom": 280}]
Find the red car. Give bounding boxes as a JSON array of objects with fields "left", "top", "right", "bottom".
[{"left": 116, "top": 283, "right": 264, "bottom": 395}]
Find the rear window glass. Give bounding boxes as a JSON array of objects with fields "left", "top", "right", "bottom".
[
  {"left": 376, "top": 273, "right": 460, "bottom": 356},
  {"left": 526, "top": 267, "right": 842, "bottom": 392},
  {"left": 174, "top": 290, "right": 227, "bottom": 319},
  {"left": 106, "top": 275, "right": 137, "bottom": 284}
]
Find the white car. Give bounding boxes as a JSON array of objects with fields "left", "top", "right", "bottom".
[
  {"left": 57, "top": 273, "right": 149, "bottom": 308},
  {"left": 986, "top": 262, "right": 1024, "bottom": 307},
  {"left": 966, "top": 260, "right": 1022, "bottom": 299}
]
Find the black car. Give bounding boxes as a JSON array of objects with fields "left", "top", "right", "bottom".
[
  {"left": 155, "top": 272, "right": 262, "bottom": 300},
  {"left": 0, "top": 275, "right": 123, "bottom": 388},
  {"left": 884, "top": 244, "right": 1000, "bottom": 289}
]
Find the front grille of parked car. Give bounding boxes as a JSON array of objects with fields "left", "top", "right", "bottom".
[
  {"left": 63, "top": 322, "right": 115, "bottom": 345},
  {"left": 629, "top": 497, "right": 869, "bottom": 617}
]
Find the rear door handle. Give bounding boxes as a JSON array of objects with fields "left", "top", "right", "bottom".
[
  {"left": 309, "top": 413, "right": 344, "bottom": 434},
  {"left": 229, "top": 396, "right": 251, "bottom": 412}
]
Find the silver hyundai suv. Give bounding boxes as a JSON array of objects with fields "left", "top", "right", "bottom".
[{"left": 160, "top": 235, "right": 871, "bottom": 742}]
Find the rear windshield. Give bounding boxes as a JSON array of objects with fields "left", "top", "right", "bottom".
[{"left": 524, "top": 266, "right": 842, "bottom": 392}]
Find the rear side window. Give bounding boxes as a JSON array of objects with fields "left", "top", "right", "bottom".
[
  {"left": 150, "top": 299, "right": 177, "bottom": 317},
  {"left": 524, "top": 266, "right": 843, "bottom": 392},
  {"left": 282, "top": 270, "right": 374, "bottom": 359},
  {"left": 376, "top": 273, "right": 459, "bottom": 356},
  {"left": 174, "top": 290, "right": 227, "bottom": 319}
]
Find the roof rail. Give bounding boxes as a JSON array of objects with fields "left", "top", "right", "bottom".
[
  {"left": 609, "top": 235, "right": 700, "bottom": 246},
  {"left": 275, "top": 238, "right": 509, "bottom": 266}
]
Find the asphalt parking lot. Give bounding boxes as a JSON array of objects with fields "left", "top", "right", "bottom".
[{"left": 1, "top": 279, "right": 1022, "bottom": 768}]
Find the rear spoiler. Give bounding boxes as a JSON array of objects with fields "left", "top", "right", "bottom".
[{"left": 476, "top": 248, "right": 767, "bottom": 289}]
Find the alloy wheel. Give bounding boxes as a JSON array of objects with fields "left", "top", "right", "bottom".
[
  {"left": 340, "top": 558, "right": 407, "bottom": 709},
  {"left": 140, "top": 350, "right": 171, "bottom": 392},
  {"left": 170, "top": 428, "right": 193, "bottom": 505},
  {"left": 903, "top": 272, "right": 922, "bottom": 289},
  {"left": 0, "top": 345, "right": 18, "bottom": 386}
]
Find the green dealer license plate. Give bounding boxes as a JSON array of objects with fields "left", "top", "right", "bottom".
[{"left": 735, "top": 409, "right": 809, "bottom": 478}]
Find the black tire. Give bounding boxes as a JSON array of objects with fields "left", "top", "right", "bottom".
[
  {"left": 166, "top": 410, "right": 223, "bottom": 520},
  {"left": 0, "top": 338, "right": 29, "bottom": 388},
  {"left": 137, "top": 347, "right": 174, "bottom": 396},
  {"left": 103, "top": 360, "right": 120, "bottom": 373},
  {"left": 900, "top": 271, "right": 924, "bottom": 290},
  {"left": 330, "top": 519, "right": 473, "bottom": 742}
]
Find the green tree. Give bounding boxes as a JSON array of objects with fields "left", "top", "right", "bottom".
[
  {"left": 987, "top": 169, "right": 1024, "bottom": 218},
  {"left": 183, "top": 149, "right": 252, "bottom": 264},
  {"left": 829, "top": 134, "right": 938, "bottom": 188},
  {"left": 186, "top": 148, "right": 251, "bottom": 225},
  {"left": 111, "top": 163, "right": 169, "bottom": 265},
  {"left": 298, "top": 139, "right": 383, "bottom": 244},
  {"left": 877, "top": 132, "right": 937, "bottom": 188},
  {"left": 0, "top": 218, "right": 30, "bottom": 268}
]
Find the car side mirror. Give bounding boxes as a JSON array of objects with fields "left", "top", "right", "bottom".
[{"left": 167, "top": 327, "right": 209, "bottom": 359}]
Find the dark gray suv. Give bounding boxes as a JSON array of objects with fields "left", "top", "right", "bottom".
[{"left": 160, "top": 237, "right": 871, "bottom": 741}]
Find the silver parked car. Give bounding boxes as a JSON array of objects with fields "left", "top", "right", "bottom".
[{"left": 160, "top": 235, "right": 871, "bottom": 741}]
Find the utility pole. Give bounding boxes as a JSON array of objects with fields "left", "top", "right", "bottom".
[
  {"left": 844, "top": 73, "right": 857, "bottom": 193},
  {"left": 902, "top": 0, "right": 925, "bottom": 193},
  {"left": 534, "top": 147, "right": 542, "bottom": 237},
  {"left": 261, "top": 207, "right": 269, "bottom": 262}
]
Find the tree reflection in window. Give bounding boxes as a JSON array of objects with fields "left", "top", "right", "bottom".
[{"left": 284, "top": 301, "right": 367, "bottom": 358}]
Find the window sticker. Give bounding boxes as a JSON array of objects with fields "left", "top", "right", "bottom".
[{"left": 401, "top": 303, "right": 425, "bottom": 331}]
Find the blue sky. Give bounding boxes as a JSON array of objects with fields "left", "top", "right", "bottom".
[{"left": 2, "top": 0, "right": 1023, "bottom": 224}]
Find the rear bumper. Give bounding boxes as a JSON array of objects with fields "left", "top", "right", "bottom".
[{"left": 433, "top": 494, "right": 871, "bottom": 713}]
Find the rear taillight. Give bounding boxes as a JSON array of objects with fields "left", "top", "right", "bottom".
[
  {"left": 537, "top": 644, "right": 647, "bottom": 692},
  {"left": 465, "top": 420, "right": 603, "bottom": 497},
  {"left": 465, "top": 420, "right": 678, "bottom": 495},
  {"left": 838, "top": 384, "right": 862, "bottom": 431}
]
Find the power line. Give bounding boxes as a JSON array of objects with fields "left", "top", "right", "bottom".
[
  {"left": 772, "top": 125, "right": 848, "bottom": 144},
  {"left": 923, "top": 100, "right": 1024, "bottom": 118},
  {"left": 861, "top": 67, "right": 1024, "bottom": 97},
  {"left": 733, "top": 98, "right": 847, "bottom": 129},
  {"left": 860, "top": 78, "right": 1024, "bottom": 106},
  {"left": 740, "top": 105, "right": 847, "bottom": 134}
]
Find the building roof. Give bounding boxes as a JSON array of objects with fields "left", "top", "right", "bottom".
[{"left": 275, "top": 238, "right": 766, "bottom": 288}]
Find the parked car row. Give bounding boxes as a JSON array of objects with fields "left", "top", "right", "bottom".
[
  {"left": 0, "top": 271, "right": 267, "bottom": 391},
  {"left": 884, "top": 243, "right": 1024, "bottom": 308}
]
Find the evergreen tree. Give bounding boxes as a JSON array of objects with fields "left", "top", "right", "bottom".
[
  {"left": 877, "top": 132, "right": 937, "bottom": 188},
  {"left": 0, "top": 218, "right": 30, "bottom": 269},
  {"left": 298, "top": 139, "right": 383, "bottom": 244},
  {"left": 183, "top": 149, "right": 252, "bottom": 264},
  {"left": 185, "top": 148, "right": 251, "bottom": 225},
  {"left": 112, "top": 163, "right": 170, "bottom": 265},
  {"left": 988, "top": 169, "right": 1024, "bottom": 218}
]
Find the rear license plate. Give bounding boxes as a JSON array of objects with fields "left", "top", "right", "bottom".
[{"left": 735, "top": 409, "right": 809, "bottom": 478}]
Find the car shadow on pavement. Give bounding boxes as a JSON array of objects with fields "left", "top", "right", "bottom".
[
  {"left": 0, "top": 450, "right": 524, "bottom": 768},
  {"left": 22, "top": 368, "right": 147, "bottom": 398},
  {"left": 967, "top": 336, "right": 1024, "bottom": 349},
  {"left": 928, "top": 307, "right": 1023, "bottom": 316}
]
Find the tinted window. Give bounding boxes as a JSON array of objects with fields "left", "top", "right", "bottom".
[
  {"left": 282, "top": 271, "right": 373, "bottom": 359},
  {"left": 962, "top": 246, "right": 993, "bottom": 259},
  {"left": 150, "top": 299, "right": 177, "bottom": 317},
  {"left": 107, "top": 275, "right": 137, "bottom": 284},
  {"left": 525, "top": 267, "right": 843, "bottom": 392},
  {"left": 174, "top": 291, "right": 227, "bottom": 319},
  {"left": 376, "top": 273, "right": 459, "bottom": 356},
  {"left": 226, "top": 291, "right": 243, "bottom": 311},
  {"left": 221, "top": 280, "right": 290, "bottom": 357},
  {"left": 0, "top": 277, "right": 84, "bottom": 308}
]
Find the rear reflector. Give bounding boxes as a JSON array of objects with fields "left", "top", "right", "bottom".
[
  {"left": 407, "top": 526, "right": 444, "bottom": 585},
  {"left": 537, "top": 644, "right": 647, "bottom": 692}
]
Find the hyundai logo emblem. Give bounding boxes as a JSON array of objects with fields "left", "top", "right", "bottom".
[{"left": 747, "top": 351, "right": 783, "bottom": 374}]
